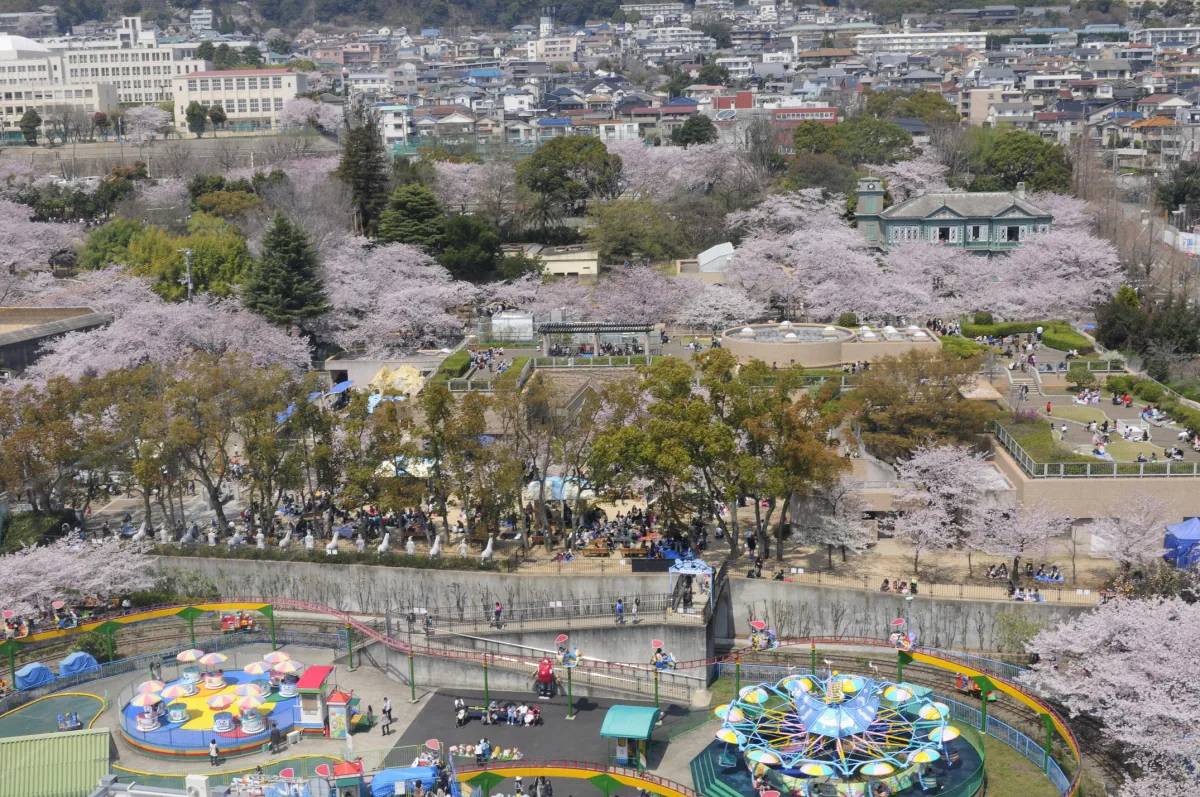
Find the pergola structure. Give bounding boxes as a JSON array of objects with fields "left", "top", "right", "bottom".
[{"left": 536, "top": 322, "right": 654, "bottom": 361}]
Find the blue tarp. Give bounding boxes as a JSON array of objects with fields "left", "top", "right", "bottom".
[
  {"left": 58, "top": 651, "right": 100, "bottom": 676},
  {"left": 329, "top": 380, "right": 353, "bottom": 395},
  {"left": 370, "top": 766, "right": 439, "bottom": 797},
  {"left": 1164, "top": 518, "right": 1200, "bottom": 568},
  {"left": 15, "top": 661, "right": 54, "bottom": 690}
]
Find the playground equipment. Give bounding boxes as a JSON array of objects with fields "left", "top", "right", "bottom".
[
  {"left": 749, "top": 620, "right": 778, "bottom": 651},
  {"left": 713, "top": 672, "right": 965, "bottom": 796}
]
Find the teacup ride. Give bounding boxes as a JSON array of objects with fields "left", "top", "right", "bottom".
[
  {"left": 237, "top": 694, "right": 268, "bottom": 734},
  {"left": 198, "top": 652, "right": 228, "bottom": 689},
  {"left": 208, "top": 694, "right": 236, "bottom": 732},
  {"left": 272, "top": 659, "right": 304, "bottom": 697},
  {"left": 131, "top": 691, "right": 163, "bottom": 732},
  {"left": 176, "top": 649, "right": 205, "bottom": 690},
  {"left": 161, "top": 684, "right": 193, "bottom": 724}
]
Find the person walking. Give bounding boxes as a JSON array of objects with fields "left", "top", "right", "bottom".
[
  {"left": 493, "top": 601, "right": 503, "bottom": 628},
  {"left": 209, "top": 739, "right": 219, "bottom": 767},
  {"left": 614, "top": 598, "right": 624, "bottom": 625},
  {"left": 382, "top": 696, "right": 393, "bottom": 723},
  {"left": 631, "top": 597, "right": 640, "bottom": 624}
]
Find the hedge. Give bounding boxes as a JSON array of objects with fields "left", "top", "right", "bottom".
[
  {"left": 430, "top": 350, "right": 472, "bottom": 383},
  {"left": 941, "top": 335, "right": 988, "bottom": 359},
  {"left": 156, "top": 543, "right": 514, "bottom": 571},
  {"left": 959, "top": 320, "right": 1093, "bottom": 354},
  {"left": 1101, "top": 374, "right": 1200, "bottom": 432}
]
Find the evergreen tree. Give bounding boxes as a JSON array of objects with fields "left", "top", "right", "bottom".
[
  {"left": 336, "top": 101, "right": 390, "bottom": 236},
  {"left": 377, "top": 183, "right": 445, "bottom": 248},
  {"left": 196, "top": 41, "right": 215, "bottom": 61},
  {"left": 19, "top": 109, "right": 41, "bottom": 145},
  {"left": 243, "top": 214, "right": 329, "bottom": 329},
  {"left": 185, "top": 101, "right": 208, "bottom": 137}
]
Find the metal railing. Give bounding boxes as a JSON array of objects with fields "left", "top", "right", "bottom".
[
  {"left": 533, "top": 355, "right": 651, "bottom": 368},
  {"left": 447, "top": 358, "right": 534, "bottom": 393},
  {"left": 994, "top": 421, "right": 1200, "bottom": 478},
  {"left": 758, "top": 569, "right": 1099, "bottom": 606},
  {"left": 394, "top": 593, "right": 683, "bottom": 630},
  {"left": 714, "top": 664, "right": 1069, "bottom": 796},
  {"left": 0, "top": 629, "right": 342, "bottom": 716}
]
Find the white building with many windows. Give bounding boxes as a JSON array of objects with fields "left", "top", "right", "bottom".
[
  {"left": 171, "top": 68, "right": 304, "bottom": 132},
  {"left": 854, "top": 30, "right": 986, "bottom": 54},
  {"left": 0, "top": 34, "right": 118, "bottom": 141},
  {"left": 49, "top": 18, "right": 209, "bottom": 104}
]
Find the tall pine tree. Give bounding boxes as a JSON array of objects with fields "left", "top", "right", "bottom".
[
  {"left": 336, "top": 100, "right": 390, "bottom": 237},
  {"left": 377, "top": 183, "right": 445, "bottom": 248},
  {"left": 244, "top": 214, "right": 329, "bottom": 329}
]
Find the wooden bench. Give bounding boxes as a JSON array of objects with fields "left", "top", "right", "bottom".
[
  {"left": 619, "top": 546, "right": 649, "bottom": 558},
  {"left": 581, "top": 546, "right": 611, "bottom": 558}
]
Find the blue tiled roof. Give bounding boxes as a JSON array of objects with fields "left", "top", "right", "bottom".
[
  {"left": 536, "top": 117, "right": 572, "bottom": 126},
  {"left": 468, "top": 68, "right": 504, "bottom": 78}
]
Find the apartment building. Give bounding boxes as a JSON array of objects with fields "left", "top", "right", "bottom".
[
  {"left": 854, "top": 31, "right": 986, "bottom": 55},
  {"left": 189, "top": 9, "right": 214, "bottom": 33},
  {"left": 171, "top": 68, "right": 304, "bottom": 132},
  {"left": 0, "top": 12, "right": 56, "bottom": 37},
  {"left": 376, "top": 103, "right": 412, "bottom": 150},
  {"left": 526, "top": 36, "right": 578, "bottom": 63},
  {"left": 621, "top": 1, "right": 687, "bottom": 22},
  {"left": 1130, "top": 27, "right": 1200, "bottom": 48}
]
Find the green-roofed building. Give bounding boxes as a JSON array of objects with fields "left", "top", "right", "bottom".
[
  {"left": 0, "top": 727, "right": 110, "bottom": 797},
  {"left": 599, "top": 705, "right": 659, "bottom": 771}
]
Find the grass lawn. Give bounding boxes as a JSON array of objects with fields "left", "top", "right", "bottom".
[
  {"left": 1104, "top": 437, "right": 1160, "bottom": 461},
  {"left": 1048, "top": 405, "right": 1108, "bottom": 425},
  {"left": 1003, "top": 422, "right": 1096, "bottom": 463},
  {"left": 980, "top": 733, "right": 1059, "bottom": 797}
]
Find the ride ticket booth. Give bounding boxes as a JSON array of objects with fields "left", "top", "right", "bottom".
[
  {"left": 296, "top": 664, "right": 335, "bottom": 734},
  {"left": 600, "top": 705, "right": 660, "bottom": 771}
]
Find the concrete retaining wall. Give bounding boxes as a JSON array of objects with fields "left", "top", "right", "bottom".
[
  {"left": 730, "top": 579, "right": 1087, "bottom": 652},
  {"left": 159, "top": 556, "right": 1090, "bottom": 652},
  {"left": 438, "top": 623, "right": 709, "bottom": 667}
]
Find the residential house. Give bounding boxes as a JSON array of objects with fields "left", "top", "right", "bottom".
[{"left": 855, "top": 177, "right": 1052, "bottom": 251}]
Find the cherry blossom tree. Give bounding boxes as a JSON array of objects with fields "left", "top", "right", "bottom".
[
  {"left": 484, "top": 273, "right": 594, "bottom": 319},
  {"left": 318, "top": 236, "right": 473, "bottom": 355},
  {"left": 972, "top": 500, "right": 1071, "bottom": 576},
  {"left": 589, "top": 264, "right": 688, "bottom": 323},
  {"left": 608, "top": 140, "right": 751, "bottom": 202},
  {"left": 23, "top": 292, "right": 311, "bottom": 383},
  {"left": 0, "top": 534, "right": 156, "bottom": 616},
  {"left": 1029, "top": 192, "right": 1091, "bottom": 231},
  {"left": 0, "top": 199, "right": 83, "bottom": 302},
  {"left": 726, "top": 188, "right": 829, "bottom": 236},
  {"left": 992, "top": 228, "right": 1121, "bottom": 321},
  {"left": 123, "top": 106, "right": 172, "bottom": 144},
  {"left": 864, "top": 154, "right": 949, "bottom": 202},
  {"left": 279, "top": 97, "right": 342, "bottom": 133},
  {"left": 894, "top": 443, "right": 1009, "bottom": 573},
  {"left": 1089, "top": 494, "right": 1171, "bottom": 568},
  {"left": 253, "top": 156, "right": 353, "bottom": 252},
  {"left": 672, "top": 281, "right": 768, "bottom": 330},
  {"left": 881, "top": 241, "right": 974, "bottom": 319},
  {"left": 1024, "top": 597, "right": 1200, "bottom": 778},
  {"left": 795, "top": 477, "right": 874, "bottom": 568}
]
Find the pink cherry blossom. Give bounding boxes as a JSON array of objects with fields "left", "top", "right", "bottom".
[
  {"left": 318, "top": 236, "right": 474, "bottom": 355},
  {"left": 1024, "top": 596, "right": 1200, "bottom": 764}
]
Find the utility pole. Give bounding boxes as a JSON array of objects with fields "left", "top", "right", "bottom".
[{"left": 179, "top": 248, "right": 194, "bottom": 302}]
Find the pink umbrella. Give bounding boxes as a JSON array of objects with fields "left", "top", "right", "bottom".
[
  {"left": 207, "top": 694, "right": 236, "bottom": 710},
  {"left": 51, "top": 600, "right": 65, "bottom": 610},
  {"left": 137, "top": 680, "right": 166, "bottom": 693},
  {"left": 272, "top": 660, "right": 304, "bottom": 676},
  {"left": 554, "top": 634, "right": 569, "bottom": 645},
  {"left": 891, "top": 618, "right": 907, "bottom": 627},
  {"left": 262, "top": 651, "right": 291, "bottom": 665},
  {"left": 233, "top": 683, "right": 265, "bottom": 698},
  {"left": 650, "top": 639, "right": 665, "bottom": 648},
  {"left": 243, "top": 661, "right": 272, "bottom": 676},
  {"left": 749, "top": 620, "right": 767, "bottom": 631},
  {"left": 161, "top": 684, "right": 192, "bottom": 700},
  {"left": 425, "top": 739, "right": 441, "bottom": 751},
  {"left": 2, "top": 610, "right": 13, "bottom": 620}
]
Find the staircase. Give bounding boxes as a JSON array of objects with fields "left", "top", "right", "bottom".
[{"left": 1006, "top": 369, "right": 1042, "bottom": 402}]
